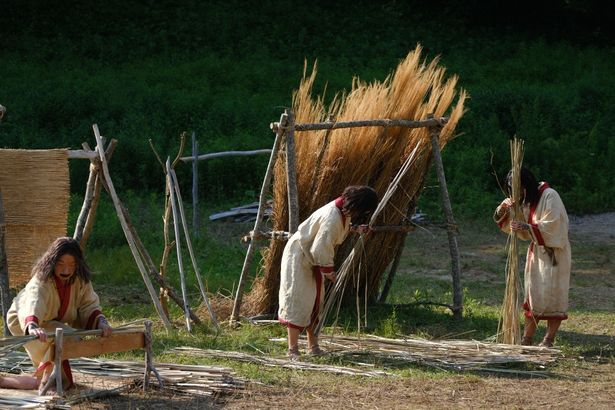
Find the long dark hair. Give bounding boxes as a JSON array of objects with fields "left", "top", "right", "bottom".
[
  {"left": 341, "top": 185, "right": 378, "bottom": 224},
  {"left": 506, "top": 167, "right": 540, "bottom": 206},
  {"left": 33, "top": 237, "right": 92, "bottom": 283}
]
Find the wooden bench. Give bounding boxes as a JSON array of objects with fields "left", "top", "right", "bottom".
[{"left": 40, "top": 321, "right": 162, "bottom": 396}]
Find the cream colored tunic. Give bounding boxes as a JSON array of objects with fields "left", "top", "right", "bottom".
[
  {"left": 278, "top": 200, "right": 349, "bottom": 329},
  {"left": 8, "top": 275, "right": 104, "bottom": 369},
  {"left": 494, "top": 183, "right": 571, "bottom": 319}
]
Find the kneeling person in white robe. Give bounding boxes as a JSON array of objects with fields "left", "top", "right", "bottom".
[{"left": 7, "top": 237, "right": 112, "bottom": 391}]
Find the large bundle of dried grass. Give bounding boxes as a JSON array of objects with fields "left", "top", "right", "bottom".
[
  {"left": 497, "top": 138, "right": 524, "bottom": 344},
  {"left": 246, "top": 45, "right": 466, "bottom": 315},
  {"left": 0, "top": 149, "right": 69, "bottom": 286}
]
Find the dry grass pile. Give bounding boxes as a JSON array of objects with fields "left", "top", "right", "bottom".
[
  {"left": 497, "top": 138, "right": 524, "bottom": 344},
  {"left": 246, "top": 45, "right": 467, "bottom": 315}
]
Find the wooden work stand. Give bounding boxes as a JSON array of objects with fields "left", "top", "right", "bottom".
[{"left": 39, "top": 321, "right": 162, "bottom": 396}]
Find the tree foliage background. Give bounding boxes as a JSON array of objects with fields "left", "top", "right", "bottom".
[{"left": 1, "top": 0, "right": 614, "bottom": 216}]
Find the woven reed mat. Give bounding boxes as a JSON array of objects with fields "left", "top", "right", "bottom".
[{"left": 0, "top": 149, "right": 69, "bottom": 287}]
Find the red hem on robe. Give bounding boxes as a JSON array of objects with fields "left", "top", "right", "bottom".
[
  {"left": 522, "top": 300, "right": 568, "bottom": 320},
  {"left": 318, "top": 266, "right": 334, "bottom": 274},
  {"left": 35, "top": 361, "right": 52, "bottom": 377},
  {"left": 62, "top": 360, "right": 74, "bottom": 389}
]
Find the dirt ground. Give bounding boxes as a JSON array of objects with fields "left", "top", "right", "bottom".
[{"left": 5, "top": 213, "right": 614, "bottom": 409}]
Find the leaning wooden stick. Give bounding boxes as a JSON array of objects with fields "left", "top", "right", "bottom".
[
  {"left": 169, "top": 168, "right": 219, "bottom": 330},
  {"left": 497, "top": 138, "right": 524, "bottom": 344},
  {"left": 92, "top": 124, "right": 173, "bottom": 331},
  {"left": 230, "top": 111, "right": 287, "bottom": 324},
  {"left": 166, "top": 159, "right": 192, "bottom": 333}
]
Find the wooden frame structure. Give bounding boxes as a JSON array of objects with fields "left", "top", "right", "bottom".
[
  {"left": 229, "top": 109, "right": 463, "bottom": 323},
  {"left": 39, "top": 321, "right": 162, "bottom": 396}
]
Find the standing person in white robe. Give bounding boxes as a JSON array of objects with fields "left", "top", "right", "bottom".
[
  {"left": 6, "top": 237, "right": 112, "bottom": 391},
  {"left": 494, "top": 167, "right": 571, "bottom": 347},
  {"left": 278, "top": 185, "right": 378, "bottom": 359}
]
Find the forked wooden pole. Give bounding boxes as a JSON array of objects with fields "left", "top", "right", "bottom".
[
  {"left": 230, "top": 112, "right": 287, "bottom": 324},
  {"left": 92, "top": 124, "right": 173, "bottom": 331},
  {"left": 143, "top": 321, "right": 163, "bottom": 391},
  {"left": 427, "top": 115, "right": 463, "bottom": 320},
  {"left": 166, "top": 159, "right": 192, "bottom": 333},
  {"left": 74, "top": 140, "right": 117, "bottom": 248},
  {"left": 170, "top": 168, "right": 219, "bottom": 331}
]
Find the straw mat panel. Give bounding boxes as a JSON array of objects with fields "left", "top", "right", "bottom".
[{"left": 0, "top": 149, "right": 69, "bottom": 287}]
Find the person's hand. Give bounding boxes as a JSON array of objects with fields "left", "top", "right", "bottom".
[
  {"left": 324, "top": 272, "right": 336, "bottom": 282},
  {"left": 27, "top": 324, "right": 47, "bottom": 342},
  {"left": 97, "top": 317, "right": 113, "bottom": 337},
  {"left": 356, "top": 224, "right": 370, "bottom": 234},
  {"left": 510, "top": 220, "right": 530, "bottom": 232}
]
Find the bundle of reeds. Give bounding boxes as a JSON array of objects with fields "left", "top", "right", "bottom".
[
  {"left": 246, "top": 45, "right": 467, "bottom": 315},
  {"left": 497, "top": 138, "right": 524, "bottom": 344},
  {"left": 167, "top": 347, "right": 392, "bottom": 378},
  {"left": 275, "top": 333, "right": 561, "bottom": 376}
]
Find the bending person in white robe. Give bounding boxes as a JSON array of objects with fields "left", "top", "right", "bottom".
[
  {"left": 7, "top": 237, "right": 112, "bottom": 391},
  {"left": 494, "top": 167, "right": 571, "bottom": 347},
  {"left": 278, "top": 186, "right": 378, "bottom": 359}
]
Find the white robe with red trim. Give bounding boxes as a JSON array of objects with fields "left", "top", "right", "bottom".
[
  {"left": 494, "top": 183, "right": 571, "bottom": 319},
  {"left": 7, "top": 275, "right": 104, "bottom": 379},
  {"left": 278, "top": 200, "right": 349, "bottom": 329}
]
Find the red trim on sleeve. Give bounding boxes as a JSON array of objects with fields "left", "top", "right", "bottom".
[
  {"left": 86, "top": 310, "right": 103, "bottom": 330},
  {"left": 25, "top": 315, "right": 39, "bottom": 328},
  {"left": 318, "top": 266, "right": 334, "bottom": 274},
  {"left": 497, "top": 215, "right": 509, "bottom": 229},
  {"left": 53, "top": 276, "right": 72, "bottom": 321}
]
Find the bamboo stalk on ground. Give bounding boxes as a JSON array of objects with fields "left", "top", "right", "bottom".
[{"left": 497, "top": 138, "right": 524, "bottom": 344}]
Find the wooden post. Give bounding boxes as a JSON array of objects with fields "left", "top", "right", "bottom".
[
  {"left": 54, "top": 328, "right": 64, "bottom": 396},
  {"left": 92, "top": 125, "right": 173, "bottom": 331},
  {"left": 230, "top": 112, "right": 287, "bottom": 324},
  {"left": 166, "top": 159, "right": 192, "bottom": 333},
  {"left": 191, "top": 132, "right": 199, "bottom": 238},
  {"left": 170, "top": 168, "right": 219, "bottom": 330},
  {"left": 427, "top": 115, "right": 463, "bottom": 320},
  {"left": 143, "top": 320, "right": 163, "bottom": 390},
  {"left": 284, "top": 109, "right": 300, "bottom": 233},
  {"left": 0, "top": 189, "right": 11, "bottom": 336}
]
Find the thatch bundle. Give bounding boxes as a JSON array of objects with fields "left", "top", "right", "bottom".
[
  {"left": 497, "top": 138, "right": 524, "bottom": 344},
  {"left": 245, "top": 45, "right": 467, "bottom": 315}
]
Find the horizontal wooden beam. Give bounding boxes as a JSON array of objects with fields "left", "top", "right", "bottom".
[
  {"left": 53, "top": 331, "right": 145, "bottom": 360},
  {"left": 274, "top": 117, "right": 448, "bottom": 132},
  {"left": 180, "top": 149, "right": 272, "bottom": 162},
  {"left": 68, "top": 149, "right": 99, "bottom": 159}
]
